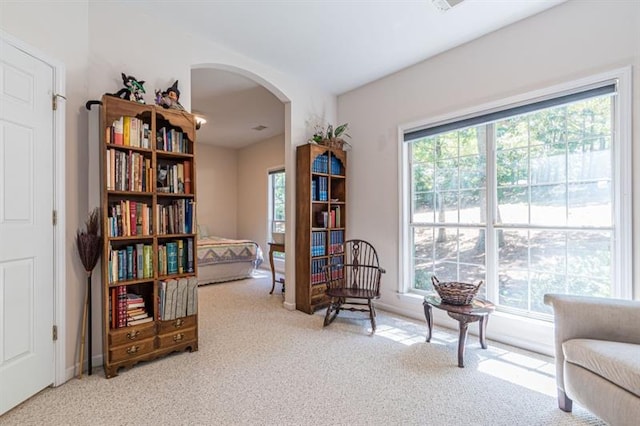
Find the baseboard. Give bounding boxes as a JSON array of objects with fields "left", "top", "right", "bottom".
[{"left": 62, "top": 354, "right": 105, "bottom": 383}]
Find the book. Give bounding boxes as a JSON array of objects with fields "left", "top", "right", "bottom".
[
  {"left": 136, "top": 243, "right": 144, "bottom": 279},
  {"left": 123, "top": 116, "right": 131, "bottom": 146},
  {"left": 111, "top": 287, "right": 117, "bottom": 329},
  {"left": 166, "top": 242, "right": 178, "bottom": 274},
  {"left": 177, "top": 239, "right": 184, "bottom": 274},
  {"left": 175, "top": 277, "right": 189, "bottom": 319},
  {"left": 158, "top": 280, "right": 166, "bottom": 321},
  {"left": 186, "top": 238, "right": 194, "bottom": 273},
  {"left": 117, "top": 285, "right": 127, "bottom": 328},
  {"left": 186, "top": 276, "right": 198, "bottom": 316},
  {"left": 128, "top": 316, "right": 153, "bottom": 326},
  {"left": 113, "top": 117, "right": 123, "bottom": 145},
  {"left": 163, "top": 279, "right": 178, "bottom": 320},
  {"left": 183, "top": 160, "right": 192, "bottom": 194}
]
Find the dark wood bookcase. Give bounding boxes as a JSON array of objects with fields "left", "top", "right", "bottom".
[
  {"left": 99, "top": 95, "right": 198, "bottom": 378},
  {"left": 295, "top": 143, "right": 347, "bottom": 314}
]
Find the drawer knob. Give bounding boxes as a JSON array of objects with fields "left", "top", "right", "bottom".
[
  {"left": 127, "top": 345, "right": 139, "bottom": 355},
  {"left": 127, "top": 330, "right": 140, "bottom": 340},
  {"left": 173, "top": 333, "right": 184, "bottom": 342},
  {"left": 173, "top": 318, "right": 184, "bottom": 328}
]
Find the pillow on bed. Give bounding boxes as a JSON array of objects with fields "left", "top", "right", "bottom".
[{"left": 197, "top": 224, "right": 210, "bottom": 238}]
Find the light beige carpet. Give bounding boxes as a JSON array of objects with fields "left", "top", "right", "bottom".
[{"left": 2, "top": 272, "right": 605, "bottom": 425}]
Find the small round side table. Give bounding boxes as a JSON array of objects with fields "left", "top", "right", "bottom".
[{"left": 423, "top": 295, "right": 496, "bottom": 368}]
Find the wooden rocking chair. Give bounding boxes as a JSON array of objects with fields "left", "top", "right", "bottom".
[{"left": 323, "top": 239, "right": 385, "bottom": 333}]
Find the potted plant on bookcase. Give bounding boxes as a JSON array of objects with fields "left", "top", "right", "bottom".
[
  {"left": 75, "top": 207, "right": 102, "bottom": 378},
  {"left": 309, "top": 122, "right": 351, "bottom": 150}
]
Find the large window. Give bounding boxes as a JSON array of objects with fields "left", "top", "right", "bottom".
[{"left": 403, "top": 74, "right": 631, "bottom": 319}]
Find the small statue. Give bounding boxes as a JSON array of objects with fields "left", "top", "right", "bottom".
[
  {"left": 155, "top": 80, "right": 185, "bottom": 110},
  {"left": 109, "top": 73, "right": 146, "bottom": 104}
]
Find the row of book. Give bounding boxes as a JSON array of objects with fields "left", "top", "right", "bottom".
[
  {"left": 329, "top": 230, "right": 345, "bottom": 254},
  {"left": 107, "top": 116, "right": 151, "bottom": 149},
  {"left": 311, "top": 176, "right": 329, "bottom": 201},
  {"left": 159, "top": 277, "right": 198, "bottom": 321},
  {"left": 110, "top": 288, "right": 152, "bottom": 329},
  {"left": 310, "top": 258, "right": 327, "bottom": 285},
  {"left": 156, "top": 199, "right": 195, "bottom": 235},
  {"left": 156, "top": 126, "right": 190, "bottom": 153},
  {"left": 158, "top": 239, "right": 195, "bottom": 276},
  {"left": 106, "top": 149, "right": 153, "bottom": 192},
  {"left": 311, "top": 231, "right": 326, "bottom": 257},
  {"left": 316, "top": 206, "right": 342, "bottom": 228},
  {"left": 328, "top": 255, "right": 345, "bottom": 280},
  {"left": 311, "top": 153, "right": 344, "bottom": 175},
  {"left": 108, "top": 200, "right": 152, "bottom": 237},
  {"left": 157, "top": 161, "right": 192, "bottom": 194},
  {"left": 107, "top": 243, "right": 153, "bottom": 284}
]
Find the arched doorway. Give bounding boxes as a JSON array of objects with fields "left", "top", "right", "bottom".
[{"left": 190, "top": 64, "right": 294, "bottom": 308}]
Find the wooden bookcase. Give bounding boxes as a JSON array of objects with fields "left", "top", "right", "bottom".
[
  {"left": 99, "top": 95, "right": 198, "bottom": 378},
  {"left": 295, "top": 143, "right": 347, "bottom": 314}
]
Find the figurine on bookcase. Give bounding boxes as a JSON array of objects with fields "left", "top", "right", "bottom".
[
  {"left": 155, "top": 80, "right": 185, "bottom": 111},
  {"left": 108, "top": 73, "right": 146, "bottom": 104}
]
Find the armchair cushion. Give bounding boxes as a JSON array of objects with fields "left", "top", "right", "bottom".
[{"left": 563, "top": 339, "right": 640, "bottom": 398}]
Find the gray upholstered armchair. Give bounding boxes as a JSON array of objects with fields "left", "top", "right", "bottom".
[{"left": 544, "top": 294, "right": 640, "bottom": 425}]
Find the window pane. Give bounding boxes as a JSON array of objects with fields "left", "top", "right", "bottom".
[
  {"left": 459, "top": 190, "right": 484, "bottom": 224},
  {"left": 568, "top": 181, "right": 611, "bottom": 227},
  {"left": 530, "top": 184, "right": 566, "bottom": 226},
  {"left": 435, "top": 157, "right": 458, "bottom": 190},
  {"left": 413, "top": 192, "right": 434, "bottom": 223},
  {"left": 530, "top": 230, "right": 566, "bottom": 275},
  {"left": 413, "top": 227, "right": 434, "bottom": 291},
  {"left": 567, "top": 231, "right": 612, "bottom": 289},
  {"left": 497, "top": 186, "right": 529, "bottom": 224},
  {"left": 498, "top": 270, "right": 528, "bottom": 310}
]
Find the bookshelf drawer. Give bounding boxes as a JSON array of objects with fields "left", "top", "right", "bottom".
[
  {"left": 157, "top": 327, "right": 197, "bottom": 349},
  {"left": 310, "top": 284, "right": 327, "bottom": 297},
  {"left": 109, "top": 323, "right": 156, "bottom": 347},
  {"left": 109, "top": 337, "right": 155, "bottom": 362},
  {"left": 158, "top": 315, "right": 196, "bottom": 334}
]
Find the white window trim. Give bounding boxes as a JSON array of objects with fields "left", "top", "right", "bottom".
[
  {"left": 397, "top": 67, "right": 632, "bottom": 353},
  {"left": 267, "top": 165, "right": 285, "bottom": 240}
]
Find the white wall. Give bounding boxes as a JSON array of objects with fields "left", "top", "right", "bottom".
[
  {"left": 338, "top": 0, "right": 640, "bottom": 354},
  {"left": 237, "top": 134, "right": 286, "bottom": 257},
  {"left": 1, "top": 1, "right": 90, "bottom": 379},
  {"left": 1, "top": 0, "right": 335, "bottom": 379},
  {"left": 196, "top": 144, "right": 239, "bottom": 238}
]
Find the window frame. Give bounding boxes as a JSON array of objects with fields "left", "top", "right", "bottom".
[
  {"left": 399, "top": 68, "right": 633, "bottom": 313},
  {"left": 268, "top": 167, "right": 286, "bottom": 259}
]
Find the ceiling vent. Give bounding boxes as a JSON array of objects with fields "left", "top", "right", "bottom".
[
  {"left": 252, "top": 125, "right": 268, "bottom": 131},
  {"left": 431, "top": 0, "right": 464, "bottom": 13}
]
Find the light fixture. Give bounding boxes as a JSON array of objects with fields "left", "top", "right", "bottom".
[
  {"left": 195, "top": 115, "right": 207, "bottom": 130},
  {"left": 431, "top": 0, "right": 464, "bottom": 13}
]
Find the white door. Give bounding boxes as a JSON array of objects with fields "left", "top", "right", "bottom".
[{"left": 0, "top": 37, "right": 55, "bottom": 415}]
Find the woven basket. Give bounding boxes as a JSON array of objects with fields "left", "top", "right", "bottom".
[
  {"left": 318, "top": 138, "right": 345, "bottom": 150},
  {"left": 431, "top": 276, "right": 483, "bottom": 305}
]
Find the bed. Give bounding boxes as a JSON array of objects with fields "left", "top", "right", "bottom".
[{"left": 197, "top": 236, "right": 263, "bottom": 285}]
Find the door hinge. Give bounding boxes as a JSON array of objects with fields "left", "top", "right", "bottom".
[
  {"left": 52, "top": 93, "right": 67, "bottom": 111},
  {"left": 52, "top": 210, "right": 57, "bottom": 225},
  {"left": 53, "top": 325, "right": 58, "bottom": 341}
]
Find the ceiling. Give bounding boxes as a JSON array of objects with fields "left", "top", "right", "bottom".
[{"left": 133, "top": 0, "right": 567, "bottom": 148}]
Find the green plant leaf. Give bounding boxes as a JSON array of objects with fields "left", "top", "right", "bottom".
[{"left": 334, "top": 123, "right": 348, "bottom": 138}]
